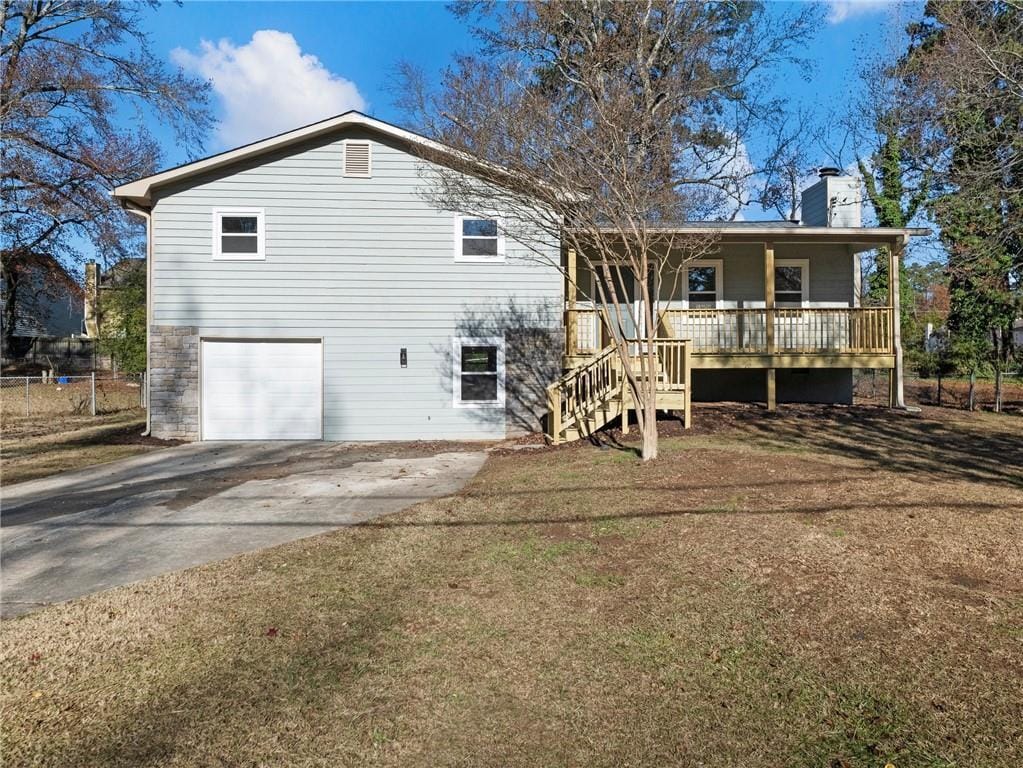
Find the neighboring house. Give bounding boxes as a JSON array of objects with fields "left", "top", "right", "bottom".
[
  {"left": 112, "top": 112, "right": 926, "bottom": 443},
  {"left": 83, "top": 258, "right": 146, "bottom": 338},
  {"left": 1, "top": 253, "right": 84, "bottom": 356},
  {"left": 1013, "top": 319, "right": 1023, "bottom": 351}
]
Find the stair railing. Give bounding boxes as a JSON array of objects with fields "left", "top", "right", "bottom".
[{"left": 546, "top": 345, "right": 620, "bottom": 443}]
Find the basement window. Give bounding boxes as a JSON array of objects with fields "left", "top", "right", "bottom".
[
  {"left": 212, "top": 208, "right": 265, "bottom": 261},
  {"left": 453, "top": 337, "right": 505, "bottom": 408},
  {"left": 455, "top": 216, "right": 505, "bottom": 263}
]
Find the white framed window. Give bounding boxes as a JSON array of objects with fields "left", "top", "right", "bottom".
[
  {"left": 342, "top": 139, "right": 372, "bottom": 178},
  {"left": 775, "top": 259, "right": 809, "bottom": 306},
  {"left": 212, "top": 208, "right": 265, "bottom": 261},
  {"left": 454, "top": 216, "right": 505, "bottom": 263},
  {"left": 452, "top": 336, "right": 505, "bottom": 408},
  {"left": 683, "top": 259, "right": 723, "bottom": 307}
]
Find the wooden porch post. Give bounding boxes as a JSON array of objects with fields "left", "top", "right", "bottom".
[
  {"left": 764, "top": 242, "right": 777, "bottom": 411},
  {"left": 888, "top": 237, "right": 906, "bottom": 408},
  {"left": 566, "top": 247, "right": 578, "bottom": 358},
  {"left": 683, "top": 341, "right": 692, "bottom": 429},
  {"left": 547, "top": 385, "right": 561, "bottom": 444}
]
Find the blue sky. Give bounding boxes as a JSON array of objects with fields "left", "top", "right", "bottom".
[
  {"left": 130, "top": 0, "right": 933, "bottom": 256},
  {"left": 141, "top": 1, "right": 922, "bottom": 164}
]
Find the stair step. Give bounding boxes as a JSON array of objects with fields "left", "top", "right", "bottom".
[{"left": 550, "top": 342, "right": 691, "bottom": 444}]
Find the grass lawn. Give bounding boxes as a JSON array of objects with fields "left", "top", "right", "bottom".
[
  {"left": 1, "top": 413, "right": 176, "bottom": 486},
  {"left": 2, "top": 405, "right": 1021, "bottom": 767}
]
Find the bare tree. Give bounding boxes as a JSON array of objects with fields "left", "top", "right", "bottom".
[
  {"left": 1, "top": 0, "right": 211, "bottom": 352},
  {"left": 397, "top": 0, "right": 818, "bottom": 460},
  {"left": 756, "top": 109, "right": 824, "bottom": 221}
]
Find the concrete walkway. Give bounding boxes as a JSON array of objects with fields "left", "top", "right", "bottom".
[{"left": 1, "top": 442, "right": 486, "bottom": 618}]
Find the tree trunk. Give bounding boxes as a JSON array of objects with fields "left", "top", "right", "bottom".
[
  {"left": 936, "top": 367, "right": 943, "bottom": 406},
  {"left": 993, "top": 330, "right": 1003, "bottom": 414},
  {"left": 1, "top": 262, "right": 19, "bottom": 357},
  {"left": 968, "top": 369, "right": 976, "bottom": 411},
  {"left": 641, "top": 399, "right": 658, "bottom": 460}
]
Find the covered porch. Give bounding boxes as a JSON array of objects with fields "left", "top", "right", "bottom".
[{"left": 562, "top": 226, "right": 920, "bottom": 408}]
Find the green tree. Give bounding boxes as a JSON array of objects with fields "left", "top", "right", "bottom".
[
  {"left": 859, "top": 128, "right": 929, "bottom": 317},
  {"left": 903, "top": 259, "right": 950, "bottom": 375},
  {"left": 852, "top": 57, "right": 932, "bottom": 330},
  {"left": 903, "top": 1, "right": 1021, "bottom": 409},
  {"left": 98, "top": 262, "right": 146, "bottom": 373}
]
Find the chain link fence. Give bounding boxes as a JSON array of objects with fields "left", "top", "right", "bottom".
[{"left": 1, "top": 373, "right": 146, "bottom": 437}]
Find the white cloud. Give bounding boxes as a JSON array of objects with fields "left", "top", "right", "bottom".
[
  {"left": 172, "top": 30, "right": 366, "bottom": 147},
  {"left": 826, "top": 0, "right": 891, "bottom": 24}
]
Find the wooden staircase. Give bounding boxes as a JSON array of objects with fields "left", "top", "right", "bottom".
[{"left": 545, "top": 339, "right": 692, "bottom": 444}]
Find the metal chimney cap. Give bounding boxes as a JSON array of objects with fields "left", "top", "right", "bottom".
[{"left": 818, "top": 166, "right": 842, "bottom": 178}]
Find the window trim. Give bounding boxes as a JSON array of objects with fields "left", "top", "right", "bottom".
[
  {"left": 774, "top": 258, "right": 810, "bottom": 307},
  {"left": 452, "top": 336, "right": 505, "bottom": 409},
  {"left": 342, "top": 139, "right": 372, "bottom": 178},
  {"left": 682, "top": 259, "right": 724, "bottom": 308},
  {"left": 453, "top": 215, "right": 506, "bottom": 263},
  {"left": 212, "top": 207, "right": 266, "bottom": 261}
]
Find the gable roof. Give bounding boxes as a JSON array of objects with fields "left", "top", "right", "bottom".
[{"left": 111, "top": 111, "right": 463, "bottom": 206}]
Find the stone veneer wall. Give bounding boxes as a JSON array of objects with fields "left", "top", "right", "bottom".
[{"left": 149, "top": 325, "right": 199, "bottom": 440}]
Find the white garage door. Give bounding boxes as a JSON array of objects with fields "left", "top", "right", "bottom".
[{"left": 201, "top": 339, "right": 322, "bottom": 440}]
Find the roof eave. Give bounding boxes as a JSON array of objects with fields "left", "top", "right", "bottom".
[
  {"left": 570, "top": 225, "right": 931, "bottom": 241},
  {"left": 111, "top": 111, "right": 469, "bottom": 204}
]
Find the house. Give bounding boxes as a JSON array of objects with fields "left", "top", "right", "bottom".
[
  {"left": 112, "top": 112, "right": 926, "bottom": 442},
  {"left": 83, "top": 258, "right": 146, "bottom": 339},
  {"left": 1, "top": 253, "right": 85, "bottom": 358}
]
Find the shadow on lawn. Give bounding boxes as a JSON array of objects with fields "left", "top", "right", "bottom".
[
  {"left": 676, "top": 404, "right": 1023, "bottom": 490},
  {"left": 358, "top": 500, "right": 1016, "bottom": 530}
]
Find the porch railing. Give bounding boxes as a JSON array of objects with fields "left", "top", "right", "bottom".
[{"left": 566, "top": 306, "right": 893, "bottom": 356}]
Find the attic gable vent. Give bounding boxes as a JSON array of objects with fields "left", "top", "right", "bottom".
[{"left": 343, "top": 140, "right": 372, "bottom": 178}]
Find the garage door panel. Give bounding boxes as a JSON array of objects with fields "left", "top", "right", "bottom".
[{"left": 201, "top": 340, "right": 322, "bottom": 440}]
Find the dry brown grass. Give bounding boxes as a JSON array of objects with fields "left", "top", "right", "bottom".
[
  {"left": 1, "top": 377, "right": 145, "bottom": 441},
  {"left": 1, "top": 415, "right": 175, "bottom": 486},
  {"left": 2, "top": 405, "right": 1021, "bottom": 767},
  {"left": 906, "top": 375, "right": 1023, "bottom": 414}
]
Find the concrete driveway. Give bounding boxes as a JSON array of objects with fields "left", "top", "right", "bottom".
[{"left": 1, "top": 442, "right": 486, "bottom": 618}]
